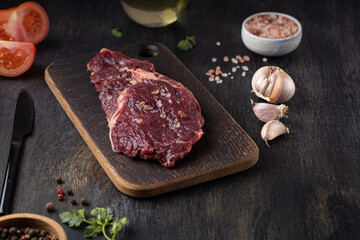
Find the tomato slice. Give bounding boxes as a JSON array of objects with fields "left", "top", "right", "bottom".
[
  {"left": 0, "top": 9, "right": 15, "bottom": 41},
  {"left": 14, "top": 1, "right": 49, "bottom": 44},
  {"left": 0, "top": 40, "right": 36, "bottom": 77},
  {"left": 1, "top": 2, "right": 49, "bottom": 44}
]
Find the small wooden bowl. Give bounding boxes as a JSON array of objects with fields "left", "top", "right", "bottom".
[{"left": 0, "top": 213, "right": 67, "bottom": 240}]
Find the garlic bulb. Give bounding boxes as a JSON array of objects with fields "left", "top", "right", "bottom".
[
  {"left": 252, "top": 66, "right": 295, "bottom": 103},
  {"left": 261, "top": 120, "right": 289, "bottom": 146},
  {"left": 251, "top": 100, "right": 288, "bottom": 122}
]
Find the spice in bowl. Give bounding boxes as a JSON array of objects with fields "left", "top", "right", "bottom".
[
  {"left": 245, "top": 13, "right": 298, "bottom": 39},
  {"left": 241, "top": 12, "right": 302, "bottom": 56},
  {"left": 0, "top": 226, "right": 57, "bottom": 240}
]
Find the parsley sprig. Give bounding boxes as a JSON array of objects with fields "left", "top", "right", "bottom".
[
  {"left": 111, "top": 28, "right": 123, "bottom": 38},
  {"left": 60, "top": 207, "right": 128, "bottom": 240},
  {"left": 177, "top": 35, "right": 196, "bottom": 51}
]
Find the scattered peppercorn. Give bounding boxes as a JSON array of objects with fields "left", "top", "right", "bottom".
[
  {"left": 57, "top": 188, "right": 64, "bottom": 195},
  {"left": 71, "top": 199, "right": 78, "bottom": 205},
  {"left": 45, "top": 202, "right": 55, "bottom": 212},
  {"left": 57, "top": 193, "right": 64, "bottom": 201},
  {"left": 55, "top": 177, "right": 63, "bottom": 184},
  {"left": 66, "top": 189, "right": 73, "bottom": 196},
  {"left": 80, "top": 197, "right": 89, "bottom": 206}
]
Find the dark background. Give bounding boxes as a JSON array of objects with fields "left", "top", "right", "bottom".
[{"left": 1, "top": 0, "right": 360, "bottom": 239}]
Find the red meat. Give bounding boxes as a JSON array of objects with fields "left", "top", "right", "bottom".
[{"left": 88, "top": 49, "right": 204, "bottom": 167}]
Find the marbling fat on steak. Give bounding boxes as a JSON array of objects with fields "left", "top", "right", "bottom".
[{"left": 87, "top": 49, "right": 204, "bottom": 167}]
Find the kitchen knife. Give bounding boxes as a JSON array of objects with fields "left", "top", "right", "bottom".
[{"left": 0, "top": 89, "right": 34, "bottom": 216}]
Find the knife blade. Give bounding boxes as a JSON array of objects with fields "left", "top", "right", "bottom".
[{"left": 0, "top": 89, "right": 34, "bottom": 216}]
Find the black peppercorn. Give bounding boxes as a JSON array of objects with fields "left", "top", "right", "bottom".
[
  {"left": 45, "top": 202, "right": 55, "bottom": 212},
  {"left": 40, "top": 230, "right": 47, "bottom": 237},
  {"left": 55, "top": 177, "right": 63, "bottom": 183},
  {"left": 16, "top": 229, "right": 22, "bottom": 236},
  {"left": 9, "top": 227, "right": 16, "bottom": 235},
  {"left": 66, "top": 189, "right": 73, "bottom": 196},
  {"left": 28, "top": 229, "right": 36, "bottom": 237},
  {"left": 80, "top": 197, "right": 89, "bottom": 206},
  {"left": 71, "top": 199, "right": 77, "bottom": 205}
]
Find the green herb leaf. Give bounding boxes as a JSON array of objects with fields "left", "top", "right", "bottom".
[
  {"left": 177, "top": 35, "right": 196, "bottom": 51},
  {"left": 84, "top": 224, "right": 103, "bottom": 238},
  {"left": 91, "top": 207, "right": 114, "bottom": 225},
  {"left": 109, "top": 217, "right": 128, "bottom": 236},
  {"left": 187, "top": 36, "right": 196, "bottom": 46},
  {"left": 60, "top": 207, "right": 127, "bottom": 240},
  {"left": 111, "top": 28, "right": 123, "bottom": 38},
  {"left": 59, "top": 209, "right": 86, "bottom": 227}
]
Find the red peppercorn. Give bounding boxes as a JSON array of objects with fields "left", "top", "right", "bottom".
[
  {"left": 47, "top": 235, "right": 52, "bottom": 239},
  {"left": 57, "top": 188, "right": 64, "bottom": 194},
  {"left": 57, "top": 193, "right": 64, "bottom": 201}
]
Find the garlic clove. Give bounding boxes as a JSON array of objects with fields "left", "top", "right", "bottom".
[
  {"left": 251, "top": 66, "right": 295, "bottom": 103},
  {"left": 251, "top": 100, "right": 289, "bottom": 122},
  {"left": 261, "top": 120, "right": 290, "bottom": 146},
  {"left": 264, "top": 77, "right": 275, "bottom": 97},
  {"left": 259, "top": 79, "right": 270, "bottom": 94},
  {"left": 255, "top": 74, "right": 266, "bottom": 90},
  {"left": 277, "top": 72, "right": 296, "bottom": 103}
]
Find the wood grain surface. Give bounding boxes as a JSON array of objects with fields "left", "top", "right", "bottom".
[
  {"left": 44, "top": 42, "right": 259, "bottom": 197},
  {"left": 0, "top": 0, "right": 359, "bottom": 239}
]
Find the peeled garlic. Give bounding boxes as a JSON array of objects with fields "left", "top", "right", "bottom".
[
  {"left": 252, "top": 66, "right": 295, "bottom": 103},
  {"left": 251, "top": 100, "right": 288, "bottom": 122},
  {"left": 261, "top": 120, "right": 289, "bottom": 146}
]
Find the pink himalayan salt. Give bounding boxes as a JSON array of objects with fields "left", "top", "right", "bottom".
[{"left": 245, "top": 14, "right": 298, "bottom": 39}]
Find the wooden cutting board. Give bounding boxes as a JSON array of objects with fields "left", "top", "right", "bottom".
[{"left": 45, "top": 42, "right": 259, "bottom": 198}]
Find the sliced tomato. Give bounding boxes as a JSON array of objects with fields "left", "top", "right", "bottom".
[
  {"left": 0, "top": 40, "right": 36, "bottom": 77},
  {"left": 0, "top": 9, "right": 15, "bottom": 41},
  {"left": 1, "top": 2, "right": 49, "bottom": 44}
]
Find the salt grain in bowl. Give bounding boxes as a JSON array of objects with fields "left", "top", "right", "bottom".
[
  {"left": 241, "top": 12, "right": 302, "bottom": 56},
  {"left": 245, "top": 13, "right": 298, "bottom": 39}
]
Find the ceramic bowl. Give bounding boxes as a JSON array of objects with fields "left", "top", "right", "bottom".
[
  {"left": 0, "top": 213, "right": 67, "bottom": 240},
  {"left": 241, "top": 12, "right": 302, "bottom": 57}
]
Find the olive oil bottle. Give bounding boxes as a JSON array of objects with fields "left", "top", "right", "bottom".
[{"left": 120, "top": 0, "right": 189, "bottom": 27}]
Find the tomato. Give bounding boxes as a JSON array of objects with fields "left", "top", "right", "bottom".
[
  {"left": 1, "top": 2, "right": 49, "bottom": 44},
  {"left": 0, "top": 9, "right": 15, "bottom": 41},
  {"left": 0, "top": 40, "right": 36, "bottom": 77}
]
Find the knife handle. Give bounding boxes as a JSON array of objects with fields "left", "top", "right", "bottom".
[{"left": 0, "top": 141, "right": 23, "bottom": 216}]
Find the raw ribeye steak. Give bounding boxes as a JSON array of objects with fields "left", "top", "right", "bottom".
[
  {"left": 110, "top": 79, "right": 204, "bottom": 167},
  {"left": 88, "top": 49, "right": 204, "bottom": 167}
]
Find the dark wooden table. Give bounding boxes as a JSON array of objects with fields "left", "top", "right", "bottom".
[{"left": 1, "top": 0, "right": 359, "bottom": 239}]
